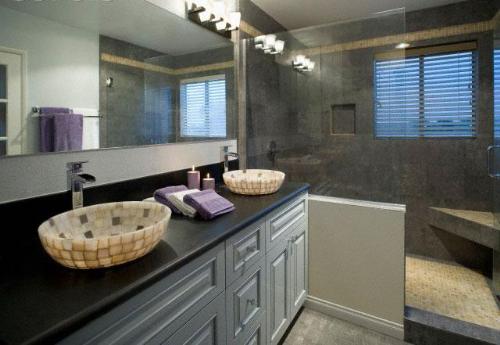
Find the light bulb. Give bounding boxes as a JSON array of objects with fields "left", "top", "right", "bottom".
[
  {"left": 273, "top": 40, "right": 285, "bottom": 54},
  {"left": 295, "top": 55, "right": 305, "bottom": 66},
  {"left": 254, "top": 35, "right": 265, "bottom": 49},
  {"left": 216, "top": 20, "right": 227, "bottom": 30},
  {"left": 211, "top": 0, "right": 225, "bottom": 21},
  {"left": 228, "top": 11, "right": 241, "bottom": 30},
  {"left": 198, "top": 10, "right": 211, "bottom": 22},
  {"left": 264, "top": 35, "right": 276, "bottom": 50}
]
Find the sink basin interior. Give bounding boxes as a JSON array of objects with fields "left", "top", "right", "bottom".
[{"left": 41, "top": 202, "right": 168, "bottom": 240}]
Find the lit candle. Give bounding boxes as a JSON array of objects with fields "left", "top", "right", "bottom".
[
  {"left": 187, "top": 165, "right": 200, "bottom": 190},
  {"left": 202, "top": 173, "right": 215, "bottom": 190}
]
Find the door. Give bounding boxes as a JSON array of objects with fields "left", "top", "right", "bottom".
[
  {"left": 266, "top": 238, "right": 291, "bottom": 345},
  {"left": 289, "top": 224, "right": 308, "bottom": 317},
  {"left": 0, "top": 50, "right": 22, "bottom": 156}
]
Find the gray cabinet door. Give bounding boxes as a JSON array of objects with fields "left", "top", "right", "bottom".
[
  {"left": 289, "top": 222, "right": 308, "bottom": 317},
  {"left": 162, "top": 293, "right": 226, "bottom": 345},
  {"left": 226, "top": 257, "right": 266, "bottom": 345},
  {"left": 266, "top": 238, "right": 291, "bottom": 345}
]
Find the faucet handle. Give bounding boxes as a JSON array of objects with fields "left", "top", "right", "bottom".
[{"left": 67, "top": 161, "right": 88, "bottom": 172}]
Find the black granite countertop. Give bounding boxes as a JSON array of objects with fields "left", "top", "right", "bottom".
[{"left": 0, "top": 182, "right": 308, "bottom": 345}]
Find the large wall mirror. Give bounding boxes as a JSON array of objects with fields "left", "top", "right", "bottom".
[{"left": 0, "top": 0, "right": 237, "bottom": 157}]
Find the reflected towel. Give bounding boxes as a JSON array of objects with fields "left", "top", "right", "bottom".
[
  {"left": 153, "top": 185, "right": 188, "bottom": 214},
  {"left": 39, "top": 107, "right": 73, "bottom": 152},
  {"left": 183, "top": 190, "right": 235, "bottom": 220},
  {"left": 167, "top": 189, "right": 200, "bottom": 218},
  {"left": 53, "top": 113, "right": 83, "bottom": 152}
]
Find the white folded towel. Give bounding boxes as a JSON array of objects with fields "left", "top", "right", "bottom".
[{"left": 166, "top": 189, "right": 200, "bottom": 217}]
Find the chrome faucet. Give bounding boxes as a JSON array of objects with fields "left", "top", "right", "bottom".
[
  {"left": 67, "top": 161, "right": 96, "bottom": 209},
  {"left": 222, "top": 145, "right": 239, "bottom": 172}
]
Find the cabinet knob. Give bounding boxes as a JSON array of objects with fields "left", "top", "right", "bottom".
[
  {"left": 248, "top": 298, "right": 257, "bottom": 306},
  {"left": 246, "top": 245, "right": 257, "bottom": 253}
]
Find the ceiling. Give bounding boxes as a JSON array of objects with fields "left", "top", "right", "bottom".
[
  {"left": 251, "top": 0, "right": 467, "bottom": 30},
  {"left": 0, "top": 0, "right": 231, "bottom": 56}
]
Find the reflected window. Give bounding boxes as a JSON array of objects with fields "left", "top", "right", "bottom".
[
  {"left": 180, "top": 74, "right": 226, "bottom": 138},
  {"left": 494, "top": 48, "right": 500, "bottom": 139},
  {"left": 374, "top": 43, "right": 477, "bottom": 138}
]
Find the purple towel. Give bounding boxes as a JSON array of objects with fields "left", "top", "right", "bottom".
[
  {"left": 154, "top": 185, "right": 188, "bottom": 214},
  {"left": 183, "top": 190, "right": 235, "bottom": 220},
  {"left": 39, "top": 107, "right": 77, "bottom": 153},
  {"left": 53, "top": 114, "right": 83, "bottom": 152}
]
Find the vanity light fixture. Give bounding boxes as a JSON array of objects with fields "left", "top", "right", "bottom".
[
  {"left": 254, "top": 34, "right": 285, "bottom": 55},
  {"left": 396, "top": 42, "right": 410, "bottom": 49},
  {"left": 293, "top": 55, "right": 315, "bottom": 72},
  {"left": 187, "top": 0, "right": 240, "bottom": 36}
]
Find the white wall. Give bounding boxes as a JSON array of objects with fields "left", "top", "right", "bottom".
[
  {"left": 306, "top": 195, "right": 405, "bottom": 339},
  {"left": 0, "top": 6, "right": 99, "bottom": 154},
  {"left": 0, "top": 139, "right": 237, "bottom": 204}
]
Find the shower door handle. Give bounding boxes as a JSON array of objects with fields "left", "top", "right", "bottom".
[{"left": 487, "top": 145, "right": 500, "bottom": 178}]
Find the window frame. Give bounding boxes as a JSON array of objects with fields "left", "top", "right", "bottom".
[
  {"left": 179, "top": 74, "right": 227, "bottom": 139},
  {"left": 373, "top": 42, "right": 478, "bottom": 140}
]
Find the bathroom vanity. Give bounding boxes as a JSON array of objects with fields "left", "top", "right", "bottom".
[{"left": 0, "top": 182, "right": 308, "bottom": 345}]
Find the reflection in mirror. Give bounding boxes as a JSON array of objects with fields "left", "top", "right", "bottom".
[{"left": 0, "top": 0, "right": 236, "bottom": 157}]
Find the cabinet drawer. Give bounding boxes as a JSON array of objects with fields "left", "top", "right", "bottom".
[
  {"left": 58, "top": 243, "right": 225, "bottom": 345},
  {"left": 226, "top": 221, "right": 265, "bottom": 286},
  {"left": 240, "top": 315, "right": 266, "bottom": 345},
  {"left": 266, "top": 194, "right": 307, "bottom": 251},
  {"left": 162, "top": 293, "right": 226, "bottom": 345},
  {"left": 226, "top": 257, "right": 266, "bottom": 345}
]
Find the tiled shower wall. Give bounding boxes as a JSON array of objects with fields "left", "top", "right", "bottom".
[{"left": 243, "top": 0, "right": 497, "bottom": 270}]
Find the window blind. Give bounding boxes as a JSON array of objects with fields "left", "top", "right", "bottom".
[
  {"left": 494, "top": 48, "right": 500, "bottom": 139},
  {"left": 180, "top": 75, "right": 226, "bottom": 138},
  {"left": 374, "top": 47, "right": 476, "bottom": 138}
]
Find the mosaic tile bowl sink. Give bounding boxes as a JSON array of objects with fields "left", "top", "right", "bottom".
[
  {"left": 223, "top": 169, "right": 285, "bottom": 195},
  {"left": 38, "top": 201, "right": 171, "bottom": 269}
]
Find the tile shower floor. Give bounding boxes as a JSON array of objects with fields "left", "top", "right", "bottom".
[{"left": 406, "top": 255, "right": 500, "bottom": 330}]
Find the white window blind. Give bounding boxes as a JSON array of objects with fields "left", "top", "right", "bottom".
[
  {"left": 180, "top": 75, "right": 226, "bottom": 138},
  {"left": 374, "top": 45, "right": 477, "bottom": 138}
]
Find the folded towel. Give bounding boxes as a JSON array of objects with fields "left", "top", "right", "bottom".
[
  {"left": 167, "top": 189, "right": 200, "bottom": 218},
  {"left": 184, "top": 190, "right": 235, "bottom": 220},
  {"left": 39, "top": 108, "right": 73, "bottom": 152},
  {"left": 153, "top": 185, "right": 188, "bottom": 214}
]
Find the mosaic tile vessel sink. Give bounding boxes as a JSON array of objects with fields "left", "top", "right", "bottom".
[
  {"left": 223, "top": 169, "right": 285, "bottom": 195},
  {"left": 38, "top": 201, "right": 171, "bottom": 269}
]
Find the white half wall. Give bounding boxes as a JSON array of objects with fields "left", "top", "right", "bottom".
[
  {"left": 306, "top": 195, "right": 405, "bottom": 339},
  {"left": 0, "top": 139, "right": 237, "bottom": 203}
]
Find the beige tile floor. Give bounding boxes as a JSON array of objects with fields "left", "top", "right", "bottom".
[
  {"left": 406, "top": 255, "right": 500, "bottom": 330},
  {"left": 282, "top": 308, "right": 408, "bottom": 345}
]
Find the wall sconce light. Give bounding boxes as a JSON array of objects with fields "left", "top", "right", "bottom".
[
  {"left": 254, "top": 34, "right": 285, "bottom": 55},
  {"left": 292, "top": 55, "right": 315, "bottom": 72},
  {"left": 187, "top": 0, "right": 240, "bottom": 36}
]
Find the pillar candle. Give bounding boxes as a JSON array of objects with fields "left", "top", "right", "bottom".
[
  {"left": 202, "top": 173, "right": 215, "bottom": 190},
  {"left": 187, "top": 165, "right": 200, "bottom": 189}
]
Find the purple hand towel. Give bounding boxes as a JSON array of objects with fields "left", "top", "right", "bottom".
[
  {"left": 154, "top": 185, "right": 188, "bottom": 214},
  {"left": 53, "top": 113, "right": 83, "bottom": 152},
  {"left": 183, "top": 190, "right": 235, "bottom": 220}
]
